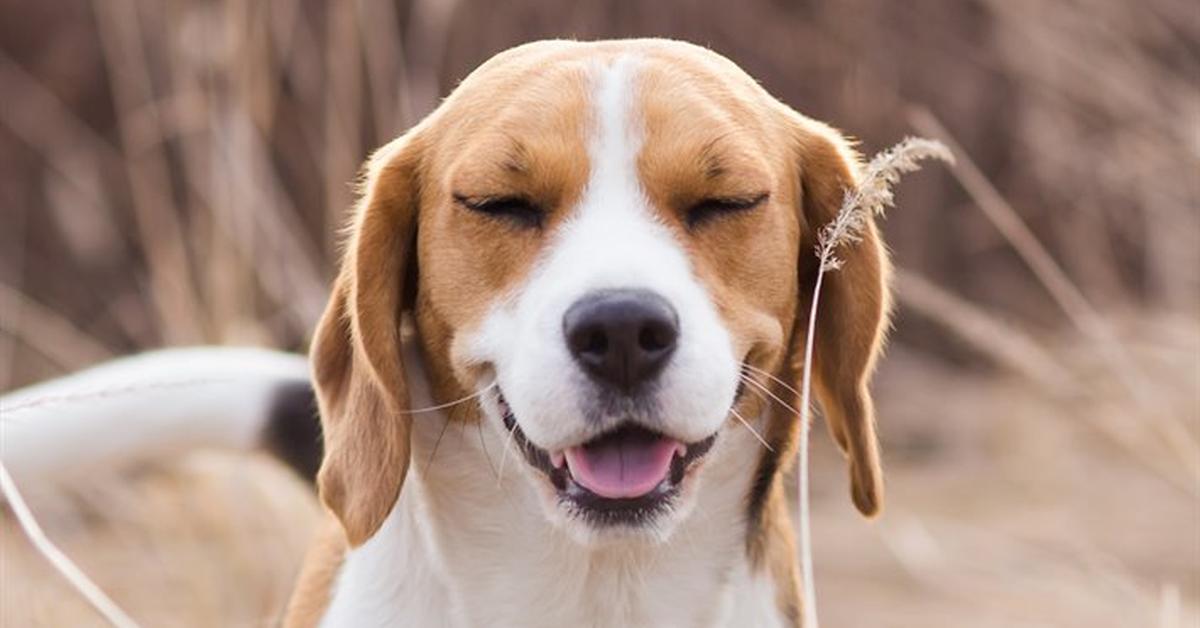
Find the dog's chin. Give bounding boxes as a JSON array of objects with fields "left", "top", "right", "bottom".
[{"left": 495, "top": 393, "right": 717, "bottom": 544}]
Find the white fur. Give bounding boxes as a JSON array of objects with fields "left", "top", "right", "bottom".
[
  {"left": 0, "top": 347, "right": 307, "bottom": 485},
  {"left": 324, "top": 58, "right": 783, "bottom": 627}
]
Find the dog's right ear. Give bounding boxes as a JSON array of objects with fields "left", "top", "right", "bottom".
[
  {"left": 311, "top": 131, "right": 425, "bottom": 547},
  {"left": 786, "top": 115, "right": 892, "bottom": 518}
]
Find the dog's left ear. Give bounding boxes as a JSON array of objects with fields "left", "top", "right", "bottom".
[
  {"left": 310, "top": 130, "right": 425, "bottom": 547},
  {"left": 788, "top": 116, "right": 892, "bottom": 517}
]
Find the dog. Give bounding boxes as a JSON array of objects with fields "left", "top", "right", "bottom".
[{"left": 3, "top": 38, "right": 889, "bottom": 627}]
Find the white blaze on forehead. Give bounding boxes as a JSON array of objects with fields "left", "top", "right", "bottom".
[
  {"left": 548, "top": 55, "right": 687, "bottom": 295},
  {"left": 465, "top": 55, "right": 740, "bottom": 450},
  {"left": 590, "top": 55, "right": 642, "bottom": 206}
]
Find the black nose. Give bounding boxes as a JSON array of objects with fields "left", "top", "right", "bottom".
[{"left": 563, "top": 289, "right": 679, "bottom": 392}]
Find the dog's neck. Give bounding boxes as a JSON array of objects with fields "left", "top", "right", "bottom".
[{"left": 317, "top": 352, "right": 787, "bottom": 628}]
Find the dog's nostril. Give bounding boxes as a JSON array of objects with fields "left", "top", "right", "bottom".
[
  {"left": 639, "top": 323, "right": 674, "bottom": 352},
  {"left": 582, "top": 329, "right": 608, "bottom": 356},
  {"left": 563, "top": 289, "right": 679, "bottom": 392}
]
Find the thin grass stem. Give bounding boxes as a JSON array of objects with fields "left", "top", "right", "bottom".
[{"left": 0, "top": 460, "right": 141, "bottom": 628}]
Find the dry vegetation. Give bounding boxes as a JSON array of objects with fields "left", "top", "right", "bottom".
[{"left": 0, "top": 0, "right": 1196, "bottom": 626}]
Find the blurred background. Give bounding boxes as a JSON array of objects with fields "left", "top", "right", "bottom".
[{"left": 1, "top": 1, "right": 1197, "bottom": 626}]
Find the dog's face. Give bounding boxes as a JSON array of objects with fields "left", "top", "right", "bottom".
[{"left": 310, "top": 40, "right": 889, "bottom": 547}]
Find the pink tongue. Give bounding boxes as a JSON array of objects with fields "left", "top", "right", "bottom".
[{"left": 564, "top": 436, "right": 680, "bottom": 499}]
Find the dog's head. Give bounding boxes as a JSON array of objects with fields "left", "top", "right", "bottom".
[{"left": 310, "top": 40, "right": 890, "bottom": 547}]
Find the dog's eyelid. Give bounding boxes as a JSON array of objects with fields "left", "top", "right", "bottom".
[
  {"left": 453, "top": 193, "right": 545, "bottom": 228},
  {"left": 685, "top": 192, "right": 770, "bottom": 228}
]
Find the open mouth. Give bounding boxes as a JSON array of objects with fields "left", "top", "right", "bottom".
[{"left": 497, "top": 394, "right": 717, "bottom": 526}]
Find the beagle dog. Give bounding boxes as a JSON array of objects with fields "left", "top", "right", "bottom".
[
  {"left": 2, "top": 38, "right": 889, "bottom": 628},
  {"left": 286, "top": 38, "right": 888, "bottom": 627}
]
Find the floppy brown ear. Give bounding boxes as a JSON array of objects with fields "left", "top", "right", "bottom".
[
  {"left": 792, "top": 119, "right": 892, "bottom": 517},
  {"left": 311, "top": 132, "right": 424, "bottom": 546}
]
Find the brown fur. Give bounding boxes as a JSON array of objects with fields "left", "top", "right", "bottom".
[
  {"left": 309, "top": 129, "right": 427, "bottom": 549},
  {"left": 283, "top": 517, "right": 348, "bottom": 628},
  {"left": 289, "top": 39, "right": 890, "bottom": 626}
]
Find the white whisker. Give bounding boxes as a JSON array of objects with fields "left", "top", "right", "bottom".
[
  {"left": 497, "top": 417, "right": 520, "bottom": 486},
  {"left": 738, "top": 378, "right": 772, "bottom": 406},
  {"left": 401, "top": 381, "right": 498, "bottom": 415},
  {"left": 477, "top": 421, "right": 498, "bottom": 478},
  {"left": 423, "top": 416, "right": 453, "bottom": 473},
  {"left": 742, "top": 363, "right": 803, "bottom": 399},
  {"left": 738, "top": 373, "right": 800, "bottom": 416},
  {"left": 729, "top": 406, "right": 773, "bottom": 451}
]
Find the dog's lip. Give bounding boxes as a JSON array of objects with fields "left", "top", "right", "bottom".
[{"left": 496, "top": 392, "right": 718, "bottom": 508}]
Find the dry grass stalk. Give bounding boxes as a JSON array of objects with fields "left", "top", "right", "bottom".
[
  {"left": 909, "top": 107, "right": 1200, "bottom": 491},
  {"left": 906, "top": 107, "right": 1120, "bottom": 355},
  {"left": 356, "top": 0, "right": 410, "bottom": 135},
  {"left": 323, "top": 2, "right": 365, "bottom": 257},
  {"left": 893, "top": 267, "right": 1076, "bottom": 391},
  {"left": 92, "top": 0, "right": 205, "bottom": 344},
  {"left": 798, "top": 137, "right": 953, "bottom": 628},
  {"left": 0, "top": 283, "right": 114, "bottom": 371},
  {"left": 0, "top": 460, "right": 141, "bottom": 628}
]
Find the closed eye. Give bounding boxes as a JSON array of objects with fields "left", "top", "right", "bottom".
[
  {"left": 686, "top": 193, "right": 769, "bottom": 228},
  {"left": 454, "top": 194, "right": 544, "bottom": 228}
]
